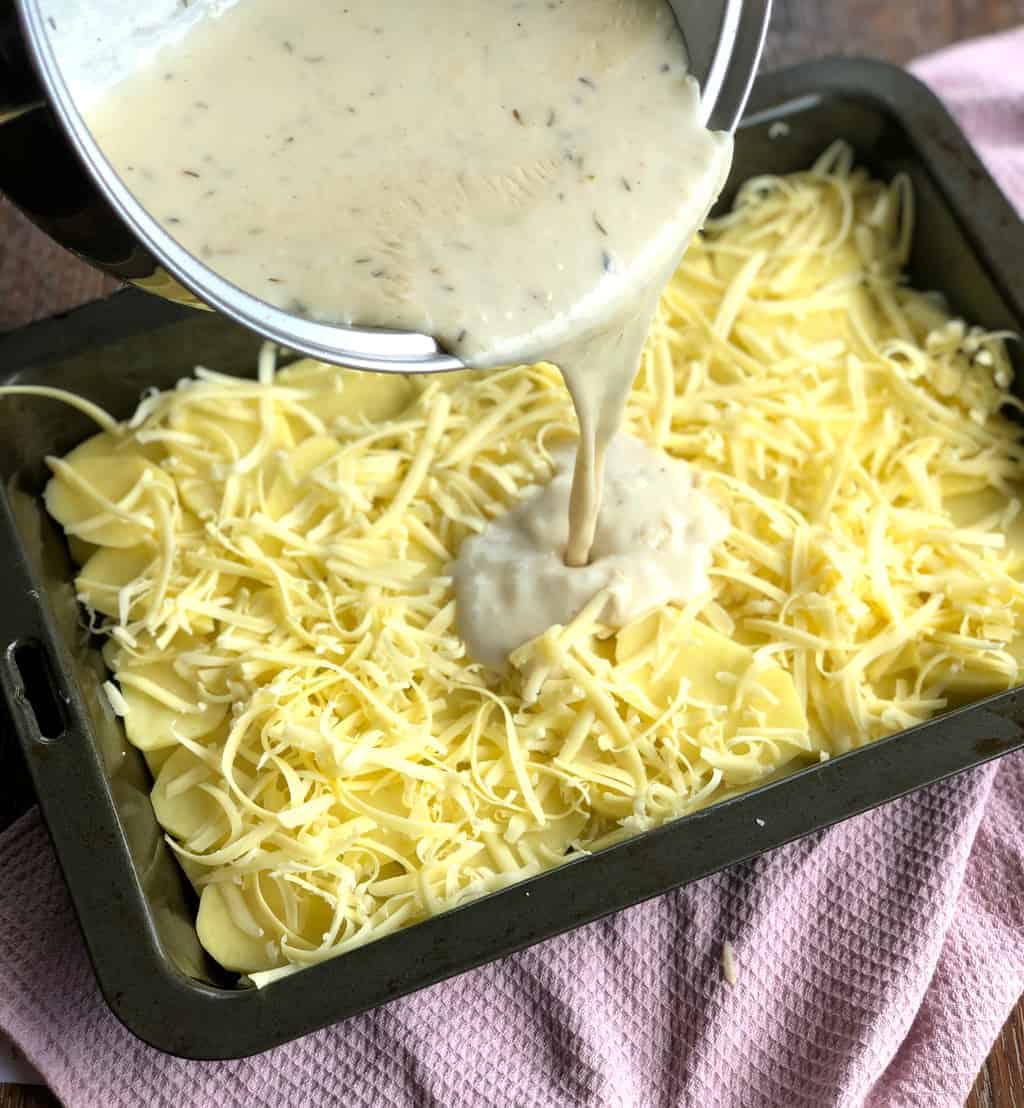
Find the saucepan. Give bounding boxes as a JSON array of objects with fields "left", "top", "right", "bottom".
[{"left": 0, "top": 0, "right": 770, "bottom": 371}]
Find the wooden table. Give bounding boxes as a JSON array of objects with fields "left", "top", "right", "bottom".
[{"left": 2, "top": 2, "right": 1023, "bottom": 1106}]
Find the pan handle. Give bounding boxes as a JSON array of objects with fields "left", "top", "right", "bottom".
[
  {"left": 1, "top": 637, "right": 68, "bottom": 742},
  {"left": 0, "top": 0, "right": 42, "bottom": 124},
  {"left": 0, "top": 566, "right": 72, "bottom": 831},
  {"left": 0, "top": 489, "right": 75, "bottom": 758},
  {"left": 0, "top": 653, "right": 37, "bottom": 830}
]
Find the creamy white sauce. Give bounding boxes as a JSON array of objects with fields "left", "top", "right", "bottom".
[
  {"left": 44, "top": 0, "right": 241, "bottom": 111},
  {"left": 455, "top": 435, "right": 728, "bottom": 669},
  {"left": 84, "top": 0, "right": 733, "bottom": 669}
]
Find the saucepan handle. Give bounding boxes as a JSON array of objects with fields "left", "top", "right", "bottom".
[{"left": 0, "top": 0, "right": 42, "bottom": 125}]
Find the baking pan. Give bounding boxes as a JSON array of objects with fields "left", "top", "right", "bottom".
[{"left": 1, "top": 57, "right": 1023, "bottom": 1060}]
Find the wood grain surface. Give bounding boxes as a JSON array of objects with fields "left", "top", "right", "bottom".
[
  {"left": 0, "top": 1090, "right": 59, "bottom": 1108},
  {"left": 1, "top": 2, "right": 1023, "bottom": 1106}
]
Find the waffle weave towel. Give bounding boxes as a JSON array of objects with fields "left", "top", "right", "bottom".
[{"left": 1, "top": 30, "right": 1023, "bottom": 1108}]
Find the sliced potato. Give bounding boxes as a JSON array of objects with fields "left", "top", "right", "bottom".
[
  {"left": 101, "top": 636, "right": 123, "bottom": 672},
  {"left": 196, "top": 883, "right": 282, "bottom": 974},
  {"left": 168, "top": 405, "right": 263, "bottom": 457},
  {"left": 44, "top": 454, "right": 173, "bottom": 548},
  {"left": 277, "top": 359, "right": 414, "bottom": 424},
  {"left": 618, "top": 612, "right": 797, "bottom": 709},
  {"left": 172, "top": 398, "right": 297, "bottom": 455},
  {"left": 513, "top": 809, "right": 588, "bottom": 867},
  {"left": 152, "top": 746, "right": 221, "bottom": 840},
  {"left": 77, "top": 545, "right": 154, "bottom": 618},
  {"left": 167, "top": 402, "right": 300, "bottom": 516},
  {"left": 930, "top": 647, "right": 1024, "bottom": 705},
  {"left": 116, "top": 660, "right": 227, "bottom": 751},
  {"left": 616, "top": 610, "right": 807, "bottom": 767},
  {"left": 57, "top": 430, "right": 165, "bottom": 467},
  {"left": 945, "top": 487, "right": 1024, "bottom": 555},
  {"left": 173, "top": 470, "right": 222, "bottom": 520},
  {"left": 265, "top": 435, "right": 340, "bottom": 519}
]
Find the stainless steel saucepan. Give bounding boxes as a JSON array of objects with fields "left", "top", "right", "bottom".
[{"left": 0, "top": 0, "right": 771, "bottom": 372}]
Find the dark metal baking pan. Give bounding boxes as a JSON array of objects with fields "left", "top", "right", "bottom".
[{"left": 1, "top": 57, "right": 1022, "bottom": 1060}]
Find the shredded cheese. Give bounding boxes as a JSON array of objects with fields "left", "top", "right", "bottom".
[
  {"left": 722, "top": 940, "right": 739, "bottom": 986},
  {"left": 12, "top": 142, "right": 1023, "bottom": 980}
]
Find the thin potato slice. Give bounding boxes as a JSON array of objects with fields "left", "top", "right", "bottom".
[
  {"left": 116, "top": 660, "right": 227, "bottom": 751},
  {"left": 44, "top": 454, "right": 174, "bottom": 548},
  {"left": 152, "top": 746, "right": 221, "bottom": 840},
  {"left": 277, "top": 360, "right": 414, "bottom": 425},
  {"left": 77, "top": 545, "right": 154, "bottom": 618},
  {"left": 58, "top": 430, "right": 166, "bottom": 467},
  {"left": 196, "top": 884, "right": 282, "bottom": 974},
  {"left": 513, "top": 809, "right": 589, "bottom": 868},
  {"left": 166, "top": 404, "right": 292, "bottom": 516},
  {"left": 616, "top": 611, "right": 807, "bottom": 775},
  {"left": 265, "top": 435, "right": 340, "bottom": 519}
]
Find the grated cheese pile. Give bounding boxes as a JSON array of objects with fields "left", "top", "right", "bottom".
[{"left": 19, "top": 143, "right": 1024, "bottom": 981}]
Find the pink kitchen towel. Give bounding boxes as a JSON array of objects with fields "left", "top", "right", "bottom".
[{"left": 2, "top": 30, "right": 1024, "bottom": 1108}]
